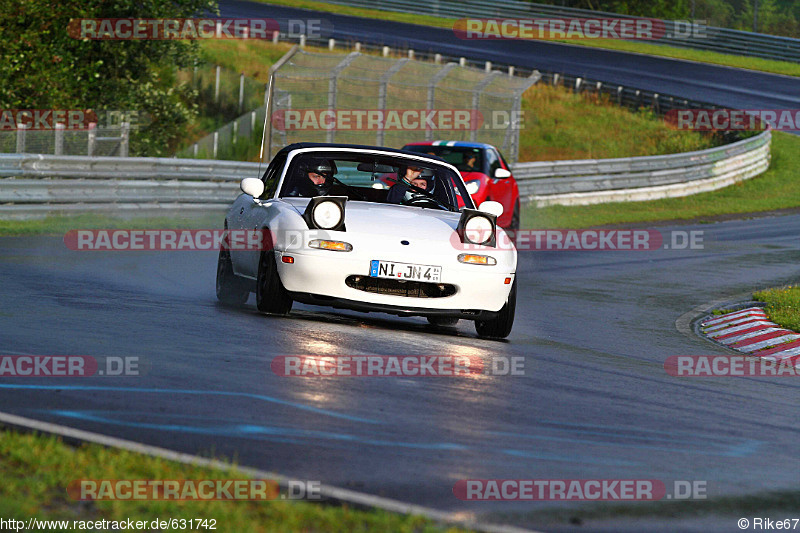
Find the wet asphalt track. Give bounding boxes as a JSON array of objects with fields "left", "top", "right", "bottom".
[
  {"left": 219, "top": 0, "right": 800, "bottom": 115},
  {"left": 1, "top": 214, "right": 799, "bottom": 530}
]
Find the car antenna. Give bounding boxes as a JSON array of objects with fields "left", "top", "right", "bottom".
[{"left": 257, "top": 75, "right": 274, "bottom": 180}]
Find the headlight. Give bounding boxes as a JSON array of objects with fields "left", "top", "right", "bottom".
[
  {"left": 464, "top": 215, "right": 493, "bottom": 244},
  {"left": 313, "top": 201, "right": 343, "bottom": 229},
  {"left": 465, "top": 180, "right": 480, "bottom": 195},
  {"left": 302, "top": 196, "right": 347, "bottom": 231}
]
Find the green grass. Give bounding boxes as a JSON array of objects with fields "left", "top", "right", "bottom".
[
  {"left": 522, "top": 131, "right": 800, "bottom": 229},
  {"left": 0, "top": 213, "right": 224, "bottom": 236},
  {"left": 253, "top": 0, "right": 800, "bottom": 78},
  {"left": 518, "top": 84, "right": 716, "bottom": 161},
  {"left": 0, "top": 429, "right": 468, "bottom": 532},
  {"left": 753, "top": 286, "right": 800, "bottom": 332}
]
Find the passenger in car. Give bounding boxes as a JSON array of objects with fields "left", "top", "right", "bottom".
[{"left": 387, "top": 165, "right": 427, "bottom": 204}]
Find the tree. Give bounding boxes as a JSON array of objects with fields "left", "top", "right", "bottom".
[{"left": 0, "top": 0, "right": 218, "bottom": 155}]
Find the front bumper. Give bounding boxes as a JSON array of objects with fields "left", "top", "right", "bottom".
[{"left": 275, "top": 248, "right": 515, "bottom": 313}]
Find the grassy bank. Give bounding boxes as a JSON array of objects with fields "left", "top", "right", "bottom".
[
  {"left": 252, "top": 0, "right": 800, "bottom": 78},
  {"left": 523, "top": 131, "right": 799, "bottom": 229},
  {"left": 753, "top": 286, "right": 800, "bottom": 332},
  {"left": 0, "top": 429, "right": 468, "bottom": 532}
]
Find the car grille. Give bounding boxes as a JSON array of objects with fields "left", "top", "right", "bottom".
[{"left": 345, "top": 275, "right": 456, "bottom": 298}]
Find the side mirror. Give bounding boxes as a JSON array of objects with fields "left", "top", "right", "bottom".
[
  {"left": 241, "top": 177, "right": 265, "bottom": 199},
  {"left": 494, "top": 168, "right": 512, "bottom": 179},
  {"left": 478, "top": 200, "right": 504, "bottom": 218}
]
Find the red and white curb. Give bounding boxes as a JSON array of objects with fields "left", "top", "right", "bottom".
[{"left": 700, "top": 307, "right": 800, "bottom": 366}]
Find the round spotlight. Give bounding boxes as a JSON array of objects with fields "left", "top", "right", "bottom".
[
  {"left": 464, "top": 215, "right": 493, "bottom": 244},
  {"left": 312, "top": 201, "right": 343, "bottom": 229}
]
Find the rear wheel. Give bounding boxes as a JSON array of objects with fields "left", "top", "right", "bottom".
[
  {"left": 427, "top": 316, "right": 459, "bottom": 327},
  {"left": 216, "top": 249, "right": 250, "bottom": 305},
  {"left": 475, "top": 279, "right": 516, "bottom": 339},
  {"left": 256, "top": 251, "right": 293, "bottom": 315}
]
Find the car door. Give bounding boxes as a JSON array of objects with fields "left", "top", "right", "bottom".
[
  {"left": 234, "top": 153, "right": 286, "bottom": 278},
  {"left": 485, "top": 148, "right": 513, "bottom": 221}
]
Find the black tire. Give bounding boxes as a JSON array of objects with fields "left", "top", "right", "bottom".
[
  {"left": 475, "top": 278, "right": 516, "bottom": 339},
  {"left": 216, "top": 248, "right": 250, "bottom": 305},
  {"left": 508, "top": 199, "right": 521, "bottom": 231},
  {"left": 256, "top": 251, "right": 293, "bottom": 315},
  {"left": 427, "top": 316, "right": 459, "bottom": 327}
]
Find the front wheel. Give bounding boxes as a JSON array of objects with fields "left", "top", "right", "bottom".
[
  {"left": 256, "top": 251, "right": 293, "bottom": 315},
  {"left": 216, "top": 249, "right": 250, "bottom": 305},
  {"left": 475, "top": 279, "right": 516, "bottom": 339}
]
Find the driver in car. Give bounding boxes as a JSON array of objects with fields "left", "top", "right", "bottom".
[
  {"left": 287, "top": 160, "right": 336, "bottom": 197},
  {"left": 387, "top": 165, "right": 429, "bottom": 204}
]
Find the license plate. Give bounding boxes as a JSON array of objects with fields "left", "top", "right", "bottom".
[{"left": 370, "top": 260, "right": 441, "bottom": 282}]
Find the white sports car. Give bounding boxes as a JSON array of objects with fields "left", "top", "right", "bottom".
[{"left": 216, "top": 143, "right": 518, "bottom": 338}]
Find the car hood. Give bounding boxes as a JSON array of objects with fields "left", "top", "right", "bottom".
[{"left": 281, "top": 198, "right": 462, "bottom": 237}]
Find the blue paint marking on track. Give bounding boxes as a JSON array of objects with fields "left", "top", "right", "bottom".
[
  {"left": 489, "top": 427, "right": 762, "bottom": 458},
  {"left": 50, "top": 410, "right": 468, "bottom": 450},
  {"left": 500, "top": 449, "right": 639, "bottom": 467},
  {"left": 0, "top": 384, "right": 379, "bottom": 424}
]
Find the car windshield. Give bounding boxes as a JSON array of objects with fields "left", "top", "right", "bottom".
[
  {"left": 403, "top": 145, "right": 483, "bottom": 173},
  {"left": 278, "top": 151, "right": 475, "bottom": 211}
]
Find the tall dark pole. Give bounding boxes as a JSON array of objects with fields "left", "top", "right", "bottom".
[{"left": 753, "top": 0, "right": 759, "bottom": 32}]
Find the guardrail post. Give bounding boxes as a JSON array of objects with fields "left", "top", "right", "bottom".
[
  {"left": 16, "top": 124, "right": 27, "bottom": 154},
  {"left": 408, "top": 49, "right": 414, "bottom": 60},
  {"left": 653, "top": 93, "right": 660, "bottom": 114},
  {"left": 329, "top": 38, "right": 335, "bottom": 50},
  {"left": 272, "top": 30, "right": 279, "bottom": 44},
  {"left": 508, "top": 66, "right": 515, "bottom": 77},
  {"left": 87, "top": 123, "right": 96, "bottom": 156},
  {"left": 434, "top": 53, "right": 442, "bottom": 64},
  {"left": 355, "top": 42, "right": 361, "bottom": 51},
  {"left": 238, "top": 73, "right": 245, "bottom": 114},
  {"left": 213, "top": 131, "right": 218, "bottom": 159},
  {"left": 575, "top": 77, "right": 582, "bottom": 93},
  {"left": 54, "top": 123, "right": 64, "bottom": 155},
  {"left": 214, "top": 65, "right": 221, "bottom": 104},
  {"left": 617, "top": 86, "right": 623, "bottom": 105},
  {"left": 300, "top": 34, "right": 306, "bottom": 47},
  {"left": 459, "top": 57, "right": 466, "bottom": 67},
  {"left": 120, "top": 122, "right": 129, "bottom": 157},
  {"left": 193, "top": 143, "right": 198, "bottom": 157},
  {"left": 485, "top": 61, "right": 492, "bottom": 72},
  {"left": 553, "top": 73, "right": 559, "bottom": 86},
  {"left": 382, "top": 46, "right": 390, "bottom": 57}
]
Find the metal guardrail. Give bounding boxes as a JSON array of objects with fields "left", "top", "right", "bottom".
[
  {"left": 515, "top": 129, "right": 771, "bottom": 206},
  {"left": 0, "top": 129, "right": 771, "bottom": 217},
  {"left": 319, "top": 0, "right": 800, "bottom": 63}
]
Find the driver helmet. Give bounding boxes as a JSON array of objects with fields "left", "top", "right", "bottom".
[{"left": 302, "top": 159, "right": 336, "bottom": 196}]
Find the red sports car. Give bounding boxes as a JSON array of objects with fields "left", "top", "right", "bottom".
[{"left": 401, "top": 141, "right": 520, "bottom": 230}]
